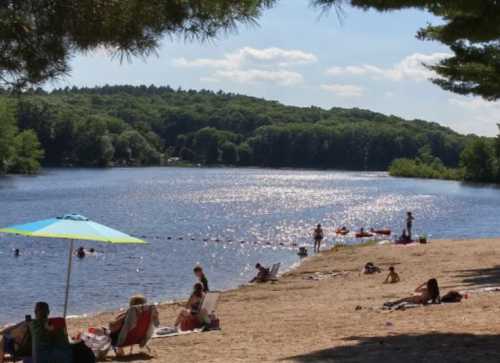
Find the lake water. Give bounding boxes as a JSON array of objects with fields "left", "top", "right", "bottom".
[{"left": 1, "top": 167, "right": 500, "bottom": 324}]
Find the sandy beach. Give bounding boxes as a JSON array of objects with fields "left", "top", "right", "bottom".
[{"left": 67, "top": 238, "right": 500, "bottom": 362}]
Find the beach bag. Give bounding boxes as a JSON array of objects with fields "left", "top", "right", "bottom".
[
  {"left": 441, "top": 291, "right": 463, "bottom": 303},
  {"left": 80, "top": 329, "right": 111, "bottom": 360},
  {"left": 72, "top": 341, "right": 96, "bottom": 363}
]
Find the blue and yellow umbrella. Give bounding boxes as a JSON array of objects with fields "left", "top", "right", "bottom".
[{"left": 0, "top": 214, "right": 145, "bottom": 317}]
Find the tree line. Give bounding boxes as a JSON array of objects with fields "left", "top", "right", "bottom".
[
  {"left": 0, "top": 85, "right": 475, "bottom": 176},
  {"left": 389, "top": 129, "right": 500, "bottom": 184}
]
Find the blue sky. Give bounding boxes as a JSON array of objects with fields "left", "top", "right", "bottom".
[{"left": 56, "top": 1, "right": 500, "bottom": 136}]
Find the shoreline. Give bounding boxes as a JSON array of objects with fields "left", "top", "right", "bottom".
[{"left": 63, "top": 237, "right": 500, "bottom": 362}]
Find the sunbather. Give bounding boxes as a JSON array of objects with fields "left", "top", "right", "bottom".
[
  {"left": 383, "top": 266, "right": 400, "bottom": 284},
  {"left": 174, "top": 283, "right": 205, "bottom": 329},
  {"left": 250, "top": 263, "right": 270, "bottom": 283},
  {"left": 384, "top": 278, "right": 441, "bottom": 307},
  {"left": 108, "top": 294, "right": 158, "bottom": 355}
]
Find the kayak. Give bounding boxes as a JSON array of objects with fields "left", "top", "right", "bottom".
[
  {"left": 355, "top": 232, "right": 374, "bottom": 238},
  {"left": 336, "top": 228, "right": 349, "bottom": 235},
  {"left": 372, "top": 229, "right": 391, "bottom": 236}
]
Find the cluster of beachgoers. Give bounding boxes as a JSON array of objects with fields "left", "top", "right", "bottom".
[
  {"left": 0, "top": 260, "right": 282, "bottom": 363},
  {"left": 1, "top": 210, "right": 487, "bottom": 363},
  {"left": 308, "top": 211, "right": 418, "bottom": 255}
]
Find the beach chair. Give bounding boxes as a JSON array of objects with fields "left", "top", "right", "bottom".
[
  {"left": 114, "top": 305, "right": 158, "bottom": 355},
  {"left": 201, "top": 292, "right": 220, "bottom": 316},
  {"left": 268, "top": 263, "right": 281, "bottom": 281},
  {"left": 200, "top": 292, "right": 221, "bottom": 331},
  {"left": 1, "top": 323, "right": 31, "bottom": 362}
]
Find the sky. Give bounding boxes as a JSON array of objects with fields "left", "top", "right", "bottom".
[{"left": 55, "top": 1, "right": 500, "bottom": 136}]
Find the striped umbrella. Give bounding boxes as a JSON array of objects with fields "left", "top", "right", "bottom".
[{"left": 0, "top": 213, "right": 145, "bottom": 317}]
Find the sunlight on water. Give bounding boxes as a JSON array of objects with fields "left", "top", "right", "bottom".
[{"left": 1, "top": 167, "right": 500, "bottom": 324}]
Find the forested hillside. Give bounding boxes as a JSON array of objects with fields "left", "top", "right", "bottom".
[{"left": 0, "top": 85, "right": 473, "bottom": 173}]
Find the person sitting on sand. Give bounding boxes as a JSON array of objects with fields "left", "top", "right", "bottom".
[
  {"left": 362, "top": 262, "right": 381, "bottom": 274},
  {"left": 384, "top": 278, "right": 441, "bottom": 307},
  {"left": 108, "top": 294, "right": 159, "bottom": 355},
  {"left": 313, "top": 224, "right": 324, "bottom": 253},
  {"left": 194, "top": 266, "right": 209, "bottom": 292},
  {"left": 384, "top": 266, "right": 400, "bottom": 284},
  {"left": 31, "top": 301, "right": 73, "bottom": 362},
  {"left": 250, "top": 263, "right": 270, "bottom": 283},
  {"left": 174, "top": 283, "right": 205, "bottom": 329}
]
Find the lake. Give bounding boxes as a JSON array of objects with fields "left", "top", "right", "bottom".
[{"left": 1, "top": 167, "right": 500, "bottom": 324}]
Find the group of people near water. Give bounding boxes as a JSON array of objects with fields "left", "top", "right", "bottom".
[
  {"left": 362, "top": 261, "right": 463, "bottom": 308},
  {"left": 0, "top": 265, "right": 214, "bottom": 362},
  {"left": 312, "top": 211, "right": 416, "bottom": 252}
]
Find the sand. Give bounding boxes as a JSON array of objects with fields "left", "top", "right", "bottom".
[{"left": 67, "top": 238, "right": 500, "bottom": 362}]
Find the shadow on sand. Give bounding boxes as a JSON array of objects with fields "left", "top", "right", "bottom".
[
  {"left": 453, "top": 265, "right": 500, "bottom": 288},
  {"left": 282, "top": 333, "right": 500, "bottom": 363}
]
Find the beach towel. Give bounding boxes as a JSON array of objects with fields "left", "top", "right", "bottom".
[
  {"left": 116, "top": 305, "right": 159, "bottom": 349},
  {"left": 152, "top": 292, "right": 221, "bottom": 339},
  {"left": 382, "top": 301, "right": 421, "bottom": 311}
]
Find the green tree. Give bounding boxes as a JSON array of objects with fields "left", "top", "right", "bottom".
[
  {"left": 461, "top": 138, "right": 495, "bottom": 182},
  {"left": 237, "top": 142, "right": 253, "bottom": 166},
  {"left": 220, "top": 141, "right": 238, "bottom": 165},
  {"left": 9, "top": 130, "right": 44, "bottom": 174},
  {"left": 0, "top": 0, "right": 275, "bottom": 89},
  {"left": 0, "top": 100, "right": 17, "bottom": 173}
]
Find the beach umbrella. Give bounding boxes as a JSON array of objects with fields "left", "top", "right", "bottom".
[{"left": 0, "top": 213, "right": 145, "bottom": 317}]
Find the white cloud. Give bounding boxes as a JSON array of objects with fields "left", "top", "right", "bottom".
[
  {"left": 326, "top": 52, "right": 451, "bottom": 82},
  {"left": 173, "top": 46, "right": 316, "bottom": 86},
  {"left": 173, "top": 47, "right": 317, "bottom": 70},
  {"left": 448, "top": 97, "right": 500, "bottom": 135},
  {"left": 216, "top": 69, "right": 303, "bottom": 86},
  {"left": 320, "top": 83, "right": 364, "bottom": 97}
]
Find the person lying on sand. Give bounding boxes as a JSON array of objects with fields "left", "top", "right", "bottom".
[
  {"left": 250, "top": 263, "right": 270, "bottom": 283},
  {"left": 175, "top": 283, "right": 205, "bottom": 330},
  {"left": 108, "top": 294, "right": 158, "bottom": 355},
  {"left": 383, "top": 266, "right": 400, "bottom": 284},
  {"left": 384, "top": 278, "right": 440, "bottom": 308},
  {"left": 362, "top": 262, "right": 381, "bottom": 274}
]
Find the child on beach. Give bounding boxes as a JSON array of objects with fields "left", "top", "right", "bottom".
[
  {"left": 194, "top": 266, "right": 209, "bottom": 292},
  {"left": 384, "top": 266, "right": 400, "bottom": 284}
]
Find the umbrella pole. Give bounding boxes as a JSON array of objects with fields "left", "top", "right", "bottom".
[{"left": 63, "top": 239, "right": 74, "bottom": 318}]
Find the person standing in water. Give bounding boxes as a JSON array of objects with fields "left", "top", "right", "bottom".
[
  {"left": 406, "top": 212, "right": 414, "bottom": 240},
  {"left": 14, "top": 248, "right": 20, "bottom": 257},
  {"left": 313, "top": 224, "right": 324, "bottom": 253}
]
